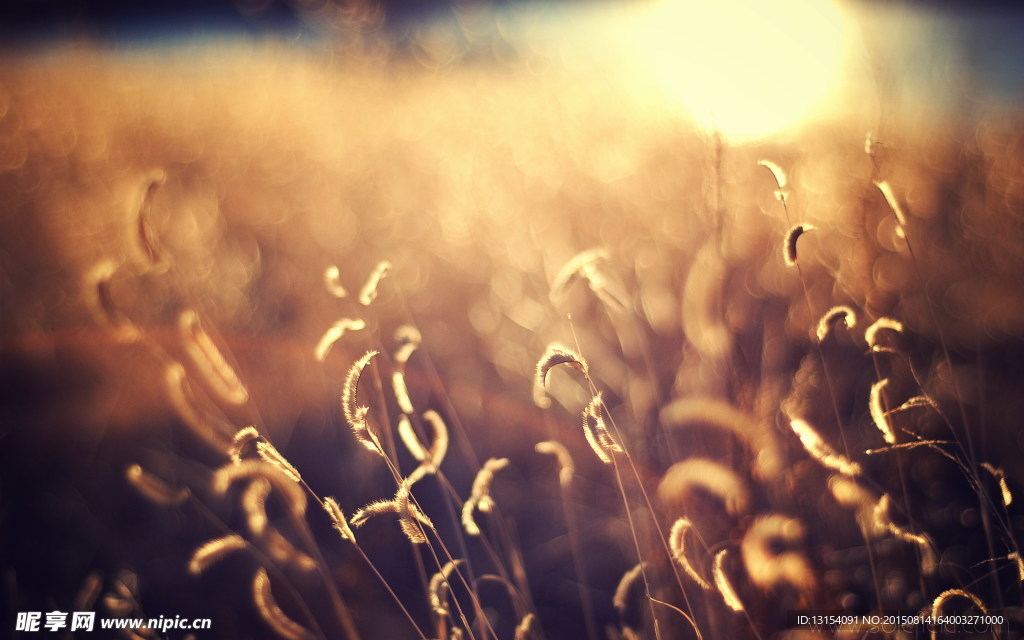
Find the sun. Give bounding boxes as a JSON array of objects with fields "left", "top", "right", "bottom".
[{"left": 640, "top": 0, "right": 849, "bottom": 140}]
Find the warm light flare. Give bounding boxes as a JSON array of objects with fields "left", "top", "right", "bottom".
[{"left": 642, "top": 0, "right": 849, "bottom": 139}]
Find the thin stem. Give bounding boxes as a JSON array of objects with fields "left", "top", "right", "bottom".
[{"left": 611, "top": 455, "right": 662, "bottom": 640}]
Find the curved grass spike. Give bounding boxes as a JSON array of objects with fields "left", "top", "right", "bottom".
[
  {"left": 816, "top": 305, "right": 857, "bottom": 343},
  {"left": 932, "top": 588, "right": 988, "bottom": 616},
  {"left": 930, "top": 589, "right": 988, "bottom": 640},
  {"left": 461, "top": 458, "right": 509, "bottom": 536},
  {"left": 892, "top": 395, "right": 934, "bottom": 413},
  {"left": 873, "top": 494, "right": 937, "bottom": 574},
  {"left": 535, "top": 440, "right": 574, "bottom": 490},
  {"left": 419, "top": 410, "right": 450, "bottom": 472},
  {"left": 255, "top": 441, "right": 302, "bottom": 484},
  {"left": 865, "top": 131, "right": 879, "bottom": 158},
  {"left": 323, "top": 265, "right": 348, "bottom": 298},
  {"left": 349, "top": 499, "right": 399, "bottom": 527},
  {"left": 397, "top": 414, "right": 429, "bottom": 462},
  {"left": 549, "top": 246, "right": 626, "bottom": 312},
  {"left": 188, "top": 535, "right": 248, "bottom": 575},
  {"left": 783, "top": 223, "right": 814, "bottom": 267},
  {"left": 869, "top": 378, "right": 896, "bottom": 445},
  {"left": 393, "top": 325, "right": 422, "bottom": 366},
  {"left": 230, "top": 426, "right": 261, "bottom": 464},
  {"left": 429, "top": 559, "right": 463, "bottom": 618},
  {"left": 1008, "top": 552, "right": 1024, "bottom": 582},
  {"left": 582, "top": 392, "right": 623, "bottom": 464},
  {"left": 712, "top": 549, "right": 744, "bottom": 613},
  {"left": 660, "top": 396, "right": 782, "bottom": 480},
  {"left": 262, "top": 528, "right": 317, "bottom": 572},
  {"left": 228, "top": 426, "right": 300, "bottom": 483},
  {"left": 393, "top": 480, "right": 434, "bottom": 544},
  {"left": 399, "top": 411, "right": 450, "bottom": 484},
  {"left": 125, "top": 464, "right": 189, "bottom": 506},
  {"left": 243, "top": 478, "right": 272, "bottom": 535},
  {"left": 350, "top": 477, "right": 434, "bottom": 544},
  {"left": 533, "top": 343, "right": 589, "bottom": 409},
  {"left": 214, "top": 461, "right": 307, "bottom": 518},
  {"left": 83, "top": 260, "right": 141, "bottom": 343},
  {"left": 681, "top": 241, "right": 732, "bottom": 360},
  {"left": 550, "top": 247, "right": 609, "bottom": 301},
  {"left": 758, "top": 159, "right": 789, "bottom": 203},
  {"left": 980, "top": 463, "right": 1013, "bottom": 508},
  {"left": 669, "top": 518, "right": 711, "bottom": 591},
  {"left": 134, "top": 169, "right": 167, "bottom": 267},
  {"left": 513, "top": 613, "right": 536, "bottom": 640},
  {"left": 828, "top": 475, "right": 885, "bottom": 536},
  {"left": 740, "top": 515, "right": 815, "bottom": 592},
  {"left": 103, "top": 570, "right": 140, "bottom": 618},
  {"left": 864, "top": 439, "right": 957, "bottom": 460},
  {"left": 235, "top": 476, "right": 316, "bottom": 572},
  {"left": 315, "top": 318, "right": 366, "bottom": 362},
  {"left": 179, "top": 309, "right": 249, "bottom": 406},
  {"left": 613, "top": 562, "right": 645, "bottom": 614},
  {"left": 323, "top": 497, "right": 356, "bottom": 543},
  {"left": 252, "top": 568, "right": 312, "bottom": 640},
  {"left": 342, "top": 351, "right": 385, "bottom": 457},
  {"left": 392, "top": 371, "right": 415, "bottom": 414},
  {"left": 864, "top": 316, "right": 903, "bottom": 352},
  {"left": 657, "top": 458, "right": 749, "bottom": 516},
  {"left": 789, "top": 418, "right": 862, "bottom": 476},
  {"left": 358, "top": 260, "right": 392, "bottom": 306}
]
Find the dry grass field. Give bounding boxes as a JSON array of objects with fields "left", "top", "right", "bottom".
[{"left": 2, "top": 2, "right": 1024, "bottom": 638}]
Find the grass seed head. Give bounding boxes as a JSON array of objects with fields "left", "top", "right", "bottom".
[
  {"left": 213, "top": 460, "right": 307, "bottom": 518},
  {"left": 125, "top": 464, "right": 190, "bottom": 506},
  {"left": 323, "top": 497, "right": 356, "bottom": 543},
  {"left": 252, "top": 568, "right": 311, "bottom": 640},
  {"left": 758, "top": 159, "right": 789, "bottom": 202},
  {"left": 713, "top": 549, "right": 744, "bottom": 613},
  {"left": 865, "top": 316, "right": 904, "bottom": 352},
  {"left": 790, "top": 418, "right": 862, "bottom": 476},
  {"left": 669, "top": 517, "right": 711, "bottom": 591},
  {"left": 533, "top": 343, "right": 589, "bottom": 408},
  {"left": 816, "top": 305, "right": 858, "bottom": 343},
  {"left": 323, "top": 265, "right": 348, "bottom": 298},
  {"left": 358, "top": 259, "right": 392, "bottom": 306},
  {"left": 535, "top": 440, "right": 575, "bottom": 489},
  {"left": 341, "top": 351, "right": 385, "bottom": 457},
  {"left": 783, "top": 223, "right": 814, "bottom": 267},
  {"left": 658, "top": 458, "right": 749, "bottom": 515},
  {"left": 315, "top": 318, "right": 366, "bottom": 362},
  {"left": 613, "top": 562, "right": 646, "bottom": 614},
  {"left": 740, "top": 514, "right": 815, "bottom": 592},
  {"left": 179, "top": 309, "right": 249, "bottom": 405},
  {"left": 188, "top": 535, "right": 247, "bottom": 575},
  {"left": 869, "top": 378, "right": 895, "bottom": 445}
]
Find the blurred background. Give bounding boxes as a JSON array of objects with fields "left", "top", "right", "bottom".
[
  {"left": 2, "top": 0, "right": 1024, "bottom": 638},
  {"left": 2, "top": 0, "right": 1023, "bottom": 137}
]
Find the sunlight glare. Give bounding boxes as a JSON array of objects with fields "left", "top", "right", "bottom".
[{"left": 643, "top": 0, "right": 849, "bottom": 140}]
